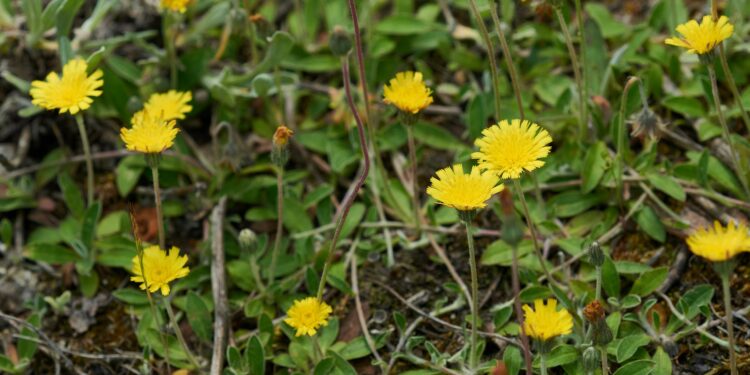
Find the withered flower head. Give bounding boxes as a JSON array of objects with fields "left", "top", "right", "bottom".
[
  {"left": 583, "top": 300, "right": 605, "bottom": 323},
  {"left": 629, "top": 107, "right": 665, "bottom": 140}
]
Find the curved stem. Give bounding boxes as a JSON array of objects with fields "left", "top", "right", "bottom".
[
  {"left": 163, "top": 297, "right": 201, "bottom": 369},
  {"left": 269, "top": 168, "right": 284, "bottom": 283},
  {"left": 718, "top": 46, "right": 750, "bottom": 134},
  {"left": 722, "top": 274, "right": 738, "bottom": 375},
  {"left": 463, "top": 219, "right": 479, "bottom": 369},
  {"left": 163, "top": 13, "right": 177, "bottom": 88},
  {"left": 707, "top": 63, "right": 750, "bottom": 198},
  {"left": 512, "top": 179, "right": 553, "bottom": 283},
  {"left": 74, "top": 114, "right": 94, "bottom": 205},
  {"left": 467, "top": 0, "right": 502, "bottom": 120},
  {"left": 150, "top": 162, "right": 166, "bottom": 249},
  {"left": 407, "top": 125, "right": 422, "bottom": 235},
  {"left": 316, "top": 57, "right": 370, "bottom": 300},
  {"left": 616, "top": 77, "right": 639, "bottom": 209},
  {"left": 555, "top": 7, "right": 586, "bottom": 140}
]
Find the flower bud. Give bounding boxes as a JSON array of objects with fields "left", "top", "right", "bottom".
[
  {"left": 582, "top": 346, "right": 600, "bottom": 373},
  {"left": 587, "top": 241, "right": 604, "bottom": 267},
  {"left": 329, "top": 26, "right": 352, "bottom": 57},
  {"left": 271, "top": 125, "right": 293, "bottom": 167},
  {"left": 272, "top": 125, "right": 294, "bottom": 147},
  {"left": 238, "top": 228, "right": 257, "bottom": 251},
  {"left": 584, "top": 300, "right": 613, "bottom": 346}
]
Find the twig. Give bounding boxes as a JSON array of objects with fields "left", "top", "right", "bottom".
[
  {"left": 0, "top": 310, "right": 75, "bottom": 372},
  {"left": 347, "top": 235, "right": 384, "bottom": 366},
  {"left": 427, "top": 233, "right": 473, "bottom": 305},
  {"left": 210, "top": 197, "right": 229, "bottom": 375}
]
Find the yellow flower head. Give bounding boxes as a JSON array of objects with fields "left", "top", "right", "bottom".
[
  {"left": 523, "top": 299, "right": 573, "bottom": 341},
  {"left": 160, "top": 0, "right": 191, "bottom": 13},
  {"left": 426, "top": 164, "right": 504, "bottom": 211},
  {"left": 144, "top": 90, "right": 193, "bottom": 121},
  {"left": 273, "top": 125, "right": 294, "bottom": 147},
  {"left": 686, "top": 221, "right": 750, "bottom": 262},
  {"left": 284, "top": 297, "right": 333, "bottom": 337},
  {"left": 383, "top": 71, "right": 433, "bottom": 114},
  {"left": 120, "top": 110, "right": 180, "bottom": 153},
  {"left": 30, "top": 58, "right": 103, "bottom": 115},
  {"left": 472, "top": 119, "right": 552, "bottom": 180},
  {"left": 131, "top": 246, "right": 190, "bottom": 296},
  {"left": 665, "top": 15, "right": 734, "bottom": 54}
]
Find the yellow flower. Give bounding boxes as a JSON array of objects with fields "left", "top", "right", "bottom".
[
  {"left": 665, "top": 15, "right": 734, "bottom": 54},
  {"left": 383, "top": 71, "right": 433, "bottom": 114},
  {"left": 120, "top": 110, "right": 180, "bottom": 153},
  {"left": 273, "top": 125, "right": 294, "bottom": 147},
  {"left": 160, "top": 0, "right": 191, "bottom": 13},
  {"left": 426, "top": 164, "right": 504, "bottom": 211},
  {"left": 284, "top": 297, "right": 333, "bottom": 337},
  {"left": 472, "top": 119, "right": 552, "bottom": 180},
  {"left": 143, "top": 90, "right": 193, "bottom": 121},
  {"left": 686, "top": 221, "right": 750, "bottom": 262},
  {"left": 30, "top": 58, "right": 103, "bottom": 115},
  {"left": 131, "top": 246, "right": 190, "bottom": 296},
  {"left": 523, "top": 299, "right": 573, "bottom": 341}
]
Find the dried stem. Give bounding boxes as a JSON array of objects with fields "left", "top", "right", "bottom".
[{"left": 209, "top": 197, "right": 228, "bottom": 375}]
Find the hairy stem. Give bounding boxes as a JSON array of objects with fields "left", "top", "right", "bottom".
[
  {"left": 467, "top": 0, "right": 502, "bottom": 120},
  {"left": 269, "top": 168, "right": 284, "bottom": 283},
  {"left": 316, "top": 57, "right": 370, "bottom": 300},
  {"left": 511, "top": 244, "right": 534, "bottom": 374},
  {"left": 163, "top": 297, "right": 201, "bottom": 369},
  {"left": 616, "top": 77, "right": 639, "bottom": 209},
  {"left": 74, "top": 114, "right": 94, "bottom": 206},
  {"left": 707, "top": 63, "right": 750, "bottom": 198},
  {"left": 489, "top": 3, "right": 524, "bottom": 120},
  {"left": 150, "top": 162, "right": 166, "bottom": 249},
  {"left": 722, "top": 273, "right": 738, "bottom": 375},
  {"left": 163, "top": 13, "right": 177, "bottom": 89},
  {"left": 407, "top": 125, "right": 422, "bottom": 235},
  {"left": 718, "top": 46, "right": 750, "bottom": 134},
  {"left": 512, "top": 179, "right": 553, "bottom": 283},
  {"left": 463, "top": 219, "right": 479, "bottom": 369},
  {"left": 555, "top": 7, "right": 587, "bottom": 140}
]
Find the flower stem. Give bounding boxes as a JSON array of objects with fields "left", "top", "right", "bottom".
[
  {"left": 463, "top": 218, "right": 479, "bottom": 369},
  {"left": 467, "top": 0, "right": 502, "bottom": 120},
  {"left": 595, "top": 265, "right": 603, "bottom": 302},
  {"left": 554, "top": 7, "right": 587, "bottom": 141},
  {"left": 600, "top": 346, "right": 609, "bottom": 375},
  {"left": 707, "top": 63, "right": 750, "bottom": 198},
  {"left": 269, "top": 168, "right": 284, "bottom": 284},
  {"left": 74, "top": 114, "right": 94, "bottom": 206},
  {"left": 136, "top": 242, "right": 171, "bottom": 372},
  {"left": 163, "top": 13, "right": 178, "bottom": 89},
  {"left": 616, "top": 77, "right": 639, "bottom": 209},
  {"left": 489, "top": 2, "right": 524, "bottom": 120},
  {"left": 511, "top": 244, "right": 534, "bottom": 374},
  {"left": 718, "top": 45, "right": 750, "bottom": 134},
  {"left": 540, "top": 350, "right": 548, "bottom": 375},
  {"left": 407, "top": 125, "right": 422, "bottom": 236},
  {"left": 163, "top": 297, "right": 201, "bottom": 369},
  {"left": 511, "top": 179, "right": 553, "bottom": 284},
  {"left": 317, "top": 57, "right": 370, "bottom": 300},
  {"left": 721, "top": 272, "right": 738, "bottom": 375},
  {"left": 149, "top": 160, "right": 166, "bottom": 250}
]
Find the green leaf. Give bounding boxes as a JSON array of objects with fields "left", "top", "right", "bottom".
[
  {"left": 581, "top": 141, "right": 608, "bottom": 193},
  {"left": 540, "top": 345, "right": 578, "bottom": 367},
  {"left": 339, "top": 334, "right": 387, "bottom": 360},
  {"left": 646, "top": 173, "right": 685, "bottom": 201},
  {"left": 25, "top": 243, "right": 80, "bottom": 264},
  {"left": 375, "top": 15, "right": 434, "bottom": 35},
  {"left": 503, "top": 345, "right": 522, "bottom": 375},
  {"left": 246, "top": 336, "right": 265, "bottom": 375},
  {"left": 676, "top": 284, "right": 714, "bottom": 320},
  {"left": 55, "top": 0, "right": 84, "bottom": 38},
  {"left": 652, "top": 347, "right": 672, "bottom": 375},
  {"left": 112, "top": 288, "right": 149, "bottom": 305},
  {"left": 340, "top": 203, "right": 365, "bottom": 239},
  {"left": 601, "top": 255, "right": 620, "bottom": 298},
  {"left": 612, "top": 359, "right": 654, "bottom": 375},
  {"left": 186, "top": 292, "right": 212, "bottom": 342},
  {"left": 636, "top": 206, "right": 666, "bottom": 242},
  {"left": 616, "top": 334, "right": 651, "bottom": 363},
  {"left": 585, "top": 3, "right": 628, "bottom": 38},
  {"left": 630, "top": 266, "right": 668, "bottom": 296},
  {"left": 78, "top": 270, "right": 99, "bottom": 297},
  {"left": 662, "top": 96, "right": 704, "bottom": 117},
  {"left": 412, "top": 122, "right": 467, "bottom": 151},
  {"left": 519, "top": 286, "right": 552, "bottom": 303},
  {"left": 80, "top": 202, "right": 102, "bottom": 253},
  {"left": 58, "top": 172, "right": 85, "bottom": 218},
  {"left": 283, "top": 195, "right": 313, "bottom": 232}
]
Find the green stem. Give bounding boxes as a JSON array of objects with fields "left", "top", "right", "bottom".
[
  {"left": 510, "top": 244, "right": 534, "bottom": 373},
  {"left": 463, "top": 219, "right": 479, "bottom": 369},
  {"left": 574, "top": 0, "right": 588, "bottom": 136},
  {"left": 136, "top": 244, "right": 170, "bottom": 372},
  {"left": 555, "top": 7, "right": 587, "bottom": 141},
  {"left": 163, "top": 13, "right": 177, "bottom": 89},
  {"left": 595, "top": 265, "right": 602, "bottom": 302},
  {"left": 721, "top": 273, "right": 738, "bottom": 375},
  {"left": 312, "top": 334, "right": 323, "bottom": 363},
  {"left": 74, "top": 114, "right": 94, "bottom": 206},
  {"left": 601, "top": 346, "right": 609, "bottom": 375},
  {"left": 163, "top": 297, "right": 201, "bottom": 369},
  {"left": 489, "top": 2, "right": 524, "bottom": 120},
  {"left": 540, "top": 351, "right": 548, "bottom": 375},
  {"left": 150, "top": 162, "right": 166, "bottom": 249},
  {"left": 718, "top": 45, "right": 750, "bottom": 134},
  {"left": 511, "top": 179, "right": 553, "bottom": 284},
  {"left": 616, "top": 78, "right": 639, "bottom": 209},
  {"left": 269, "top": 168, "right": 284, "bottom": 283},
  {"left": 707, "top": 63, "right": 750, "bottom": 198},
  {"left": 407, "top": 125, "right": 422, "bottom": 236},
  {"left": 467, "top": 0, "right": 502, "bottom": 120}
]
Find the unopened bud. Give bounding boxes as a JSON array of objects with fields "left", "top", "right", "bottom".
[
  {"left": 582, "top": 346, "right": 600, "bottom": 373},
  {"left": 272, "top": 125, "right": 293, "bottom": 147},
  {"left": 584, "top": 300, "right": 612, "bottom": 346},
  {"left": 250, "top": 14, "right": 272, "bottom": 40},
  {"left": 329, "top": 26, "right": 352, "bottom": 57},
  {"left": 588, "top": 241, "right": 604, "bottom": 267},
  {"left": 271, "top": 125, "right": 293, "bottom": 167},
  {"left": 238, "top": 229, "right": 257, "bottom": 251}
]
